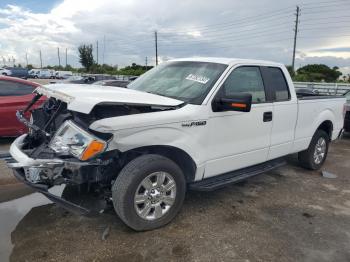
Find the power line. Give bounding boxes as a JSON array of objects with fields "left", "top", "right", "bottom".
[
  {"left": 158, "top": 23, "right": 293, "bottom": 44},
  {"left": 299, "top": 0, "right": 349, "bottom": 7},
  {"left": 301, "top": 25, "right": 350, "bottom": 31},
  {"left": 299, "top": 34, "right": 350, "bottom": 39},
  {"left": 158, "top": 29, "right": 292, "bottom": 48},
  {"left": 302, "top": 7, "right": 349, "bottom": 15},
  {"left": 301, "top": 15, "right": 350, "bottom": 22},
  {"left": 162, "top": 7, "right": 293, "bottom": 33},
  {"left": 162, "top": 37, "right": 293, "bottom": 54},
  {"left": 302, "top": 3, "right": 350, "bottom": 10},
  {"left": 301, "top": 19, "right": 350, "bottom": 26},
  {"left": 162, "top": 12, "right": 293, "bottom": 35}
]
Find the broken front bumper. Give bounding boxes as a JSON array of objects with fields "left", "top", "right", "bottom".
[
  {"left": 11, "top": 169, "right": 90, "bottom": 215},
  {"left": 6, "top": 134, "right": 93, "bottom": 215},
  {"left": 7, "top": 134, "right": 64, "bottom": 169}
]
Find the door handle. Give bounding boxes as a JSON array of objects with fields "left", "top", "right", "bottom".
[{"left": 263, "top": 111, "right": 273, "bottom": 122}]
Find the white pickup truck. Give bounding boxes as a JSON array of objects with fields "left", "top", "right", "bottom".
[{"left": 7, "top": 57, "right": 345, "bottom": 231}]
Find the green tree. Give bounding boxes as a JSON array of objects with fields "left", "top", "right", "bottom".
[
  {"left": 295, "top": 64, "right": 342, "bottom": 82},
  {"left": 78, "top": 44, "right": 94, "bottom": 71},
  {"left": 118, "top": 63, "right": 153, "bottom": 76},
  {"left": 286, "top": 65, "right": 295, "bottom": 77}
]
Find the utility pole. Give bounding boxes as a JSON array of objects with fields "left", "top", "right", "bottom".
[
  {"left": 57, "top": 47, "right": 61, "bottom": 67},
  {"left": 65, "top": 48, "right": 67, "bottom": 68},
  {"left": 145, "top": 56, "right": 148, "bottom": 70},
  {"left": 103, "top": 35, "right": 106, "bottom": 65},
  {"left": 155, "top": 31, "right": 158, "bottom": 66},
  {"left": 292, "top": 5, "right": 300, "bottom": 73},
  {"left": 96, "top": 40, "right": 99, "bottom": 64},
  {"left": 39, "top": 50, "right": 42, "bottom": 68},
  {"left": 25, "top": 53, "right": 28, "bottom": 67}
]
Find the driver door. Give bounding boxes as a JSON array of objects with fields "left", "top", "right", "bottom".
[{"left": 203, "top": 66, "right": 273, "bottom": 178}]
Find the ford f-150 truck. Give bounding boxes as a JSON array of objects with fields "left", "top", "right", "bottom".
[{"left": 6, "top": 57, "right": 346, "bottom": 231}]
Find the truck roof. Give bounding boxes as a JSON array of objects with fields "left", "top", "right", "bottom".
[{"left": 170, "top": 57, "right": 283, "bottom": 67}]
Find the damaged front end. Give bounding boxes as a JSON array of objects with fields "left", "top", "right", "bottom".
[
  {"left": 6, "top": 85, "right": 183, "bottom": 214},
  {"left": 7, "top": 93, "right": 117, "bottom": 214}
]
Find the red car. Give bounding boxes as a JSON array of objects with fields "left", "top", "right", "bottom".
[{"left": 0, "top": 76, "right": 45, "bottom": 137}]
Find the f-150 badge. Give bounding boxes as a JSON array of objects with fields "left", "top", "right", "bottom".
[{"left": 182, "top": 121, "right": 207, "bottom": 127}]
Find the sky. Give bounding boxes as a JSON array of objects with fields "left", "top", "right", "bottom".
[{"left": 0, "top": 0, "right": 349, "bottom": 74}]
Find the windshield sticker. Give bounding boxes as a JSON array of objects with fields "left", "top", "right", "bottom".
[{"left": 186, "top": 74, "right": 210, "bottom": 84}]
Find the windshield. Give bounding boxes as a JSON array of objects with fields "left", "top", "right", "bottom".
[{"left": 127, "top": 61, "right": 227, "bottom": 104}]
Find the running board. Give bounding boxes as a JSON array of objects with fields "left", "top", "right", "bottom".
[{"left": 189, "top": 158, "right": 286, "bottom": 191}]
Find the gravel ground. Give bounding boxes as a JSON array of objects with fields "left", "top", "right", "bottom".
[{"left": 0, "top": 135, "right": 349, "bottom": 262}]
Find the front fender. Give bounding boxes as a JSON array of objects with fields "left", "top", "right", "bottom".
[{"left": 106, "top": 126, "right": 205, "bottom": 166}]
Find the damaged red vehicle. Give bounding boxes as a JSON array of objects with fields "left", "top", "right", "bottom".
[{"left": 0, "top": 76, "right": 45, "bottom": 137}]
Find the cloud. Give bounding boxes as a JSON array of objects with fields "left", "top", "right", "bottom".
[{"left": 0, "top": 0, "right": 349, "bottom": 70}]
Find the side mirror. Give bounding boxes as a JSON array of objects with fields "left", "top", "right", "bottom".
[{"left": 212, "top": 93, "right": 252, "bottom": 112}]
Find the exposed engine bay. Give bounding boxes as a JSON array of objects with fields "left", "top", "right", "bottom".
[{"left": 25, "top": 95, "right": 174, "bottom": 149}]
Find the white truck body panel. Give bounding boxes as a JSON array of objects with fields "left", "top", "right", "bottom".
[{"left": 33, "top": 58, "right": 346, "bottom": 182}]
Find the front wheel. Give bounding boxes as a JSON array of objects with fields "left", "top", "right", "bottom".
[
  {"left": 112, "top": 154, "right": 186, "bottom": 231},
  {"left": 298, "top": 130, "right": 330, "bottom": 170}
]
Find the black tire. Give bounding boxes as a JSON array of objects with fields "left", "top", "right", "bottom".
[
  {"left": 112, "top": 154, "right": 186, "bottom": 231},
  {"left": 298, "top": 130, "right": 330, "bottom": 170}
]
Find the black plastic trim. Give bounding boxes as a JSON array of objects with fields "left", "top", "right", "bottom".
[
  {"left": 298, "top": 95, "right": 344, "bottom": 100},
  {"left": 189, "top": 157, "right": 286, "bottom": 191}
]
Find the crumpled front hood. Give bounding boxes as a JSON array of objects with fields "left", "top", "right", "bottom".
[{"left": 36, "top": 84, "right": 184, "bottom": 114}]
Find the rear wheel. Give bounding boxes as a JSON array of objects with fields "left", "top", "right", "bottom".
[
  {"left": 112, "top": 154, "right": 186, "bottom": 231},
  {"left": 298, "top": 130, "right": 330, "bottom": 170}
]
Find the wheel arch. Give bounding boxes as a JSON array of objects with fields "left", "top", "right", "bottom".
[
  {"left": 316, "top": 120, "right": 333, "bottom": 141},
  {"left": 121, "top": 145, "right": 197, "bottom": 182}
]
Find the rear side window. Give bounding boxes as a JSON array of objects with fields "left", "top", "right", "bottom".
[
  {"left": 261, "top": 67, "right": 290, "bottom": 101},
  {"left": 220, "top": 66, "right": 266, "bottom": 103},
  {"left": 0, "top": 80, "right": 34, "bottom": 96}
]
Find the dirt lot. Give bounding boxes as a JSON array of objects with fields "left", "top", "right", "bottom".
[{"left": 0, "top": 135, "right": 350, "bottom": 262}]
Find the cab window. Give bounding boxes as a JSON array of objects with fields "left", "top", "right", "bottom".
[
  {"left": 219, "top": 66, "right": 266, "bottom": 103},
  {"left": 260, "top": 67, "right": 290, "bottom": 101}
]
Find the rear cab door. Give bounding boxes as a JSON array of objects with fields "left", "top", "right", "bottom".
[{"left": 260, "top": 66, "right": 298, "bottom": 160}]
